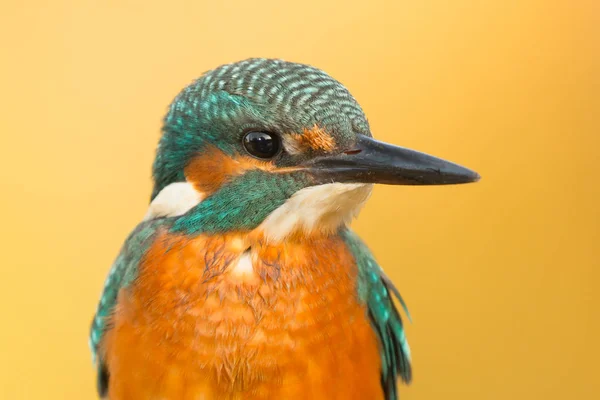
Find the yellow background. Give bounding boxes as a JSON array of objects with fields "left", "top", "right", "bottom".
[{"left": 1, "top": 1, "right": 598, "bottom": 398}]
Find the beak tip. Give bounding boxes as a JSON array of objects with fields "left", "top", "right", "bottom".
[
  {"left": 443, "top": 164, "right": 480, "bottom": 184},
  {"left": 456, "top": 168, "right": 480, "bottom": 184}
]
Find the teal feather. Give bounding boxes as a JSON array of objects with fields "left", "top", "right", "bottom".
[
  {"left": 341, "top": 228, "right": 412, "bottom": 399},
  {"left": 171, "top": 170, "right": 310, "bottom": 235}
]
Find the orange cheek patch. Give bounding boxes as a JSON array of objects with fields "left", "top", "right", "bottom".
[
  {"left": 289, "top": 125, "right": 336, "bottom": 153},
  {"left": 184, "top": 146, "right": 303, "bottom": 196},
  {"left": 184, "top": 146, "right": 273, "bottom": 195}
]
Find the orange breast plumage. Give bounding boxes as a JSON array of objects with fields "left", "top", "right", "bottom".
[{"left": 100, "top": 231, "right": 384, "bottom": 400}]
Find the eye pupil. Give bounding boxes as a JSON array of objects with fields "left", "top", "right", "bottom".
[{"left": 243, "top": 131, "right": 280, "bottom": 159}]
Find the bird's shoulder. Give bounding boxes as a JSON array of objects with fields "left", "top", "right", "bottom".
[
  {"left": 89, "top": 217, "right": 169, "bottom": 396},
  {"left": 340, "top": 228, "right": 412, "bottom": 400}
]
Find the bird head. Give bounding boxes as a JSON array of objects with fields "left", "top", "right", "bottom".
[{"left": 147, "top": 58, "right": 479, "bottom": 241}]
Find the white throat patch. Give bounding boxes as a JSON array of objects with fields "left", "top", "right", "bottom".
[{"left": 259, "top": 183, "right": 373, "bottom": 242}]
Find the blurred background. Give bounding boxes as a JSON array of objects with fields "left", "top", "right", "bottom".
[{"left": 1, "top": 1, "right": 598, "bottom": 399}]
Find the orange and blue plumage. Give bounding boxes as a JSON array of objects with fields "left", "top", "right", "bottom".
[{"left": 89, "top": 58, "right": 479, "bottom": 399}]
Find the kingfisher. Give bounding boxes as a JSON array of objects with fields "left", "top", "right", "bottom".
[{"left": 89, "top": 58, "right": 479, "bottom": 400}]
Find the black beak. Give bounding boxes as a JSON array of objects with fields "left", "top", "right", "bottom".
[{"left": 306, "top": 134, "right": 480, "bottom": 185}]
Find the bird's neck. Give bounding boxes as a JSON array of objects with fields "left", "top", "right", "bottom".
[
  {"left": 170, "top": 170, "right": 308, "bottom": 236},
  {"left": 145, "top": 178, "right": 372, "bottom": 243}
]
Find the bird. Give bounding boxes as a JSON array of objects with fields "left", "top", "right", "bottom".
[{"left": 89, "top": 58, "right": 479, "bottom": 400}]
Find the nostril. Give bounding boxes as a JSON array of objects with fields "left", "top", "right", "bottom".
[{"left": 343, "top": 149, "right": 362, "bottom": 155}]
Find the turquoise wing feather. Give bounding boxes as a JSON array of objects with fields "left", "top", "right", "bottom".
[
  {"left": 341, "top": 228, "right": 412, "bottom": 400},
  {"left": 88, "top": 218, "right": 166, "bottom": 397}
]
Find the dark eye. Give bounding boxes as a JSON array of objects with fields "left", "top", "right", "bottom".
[{"left": 243, "top": 131, "right": 281, "bottom": 159}]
